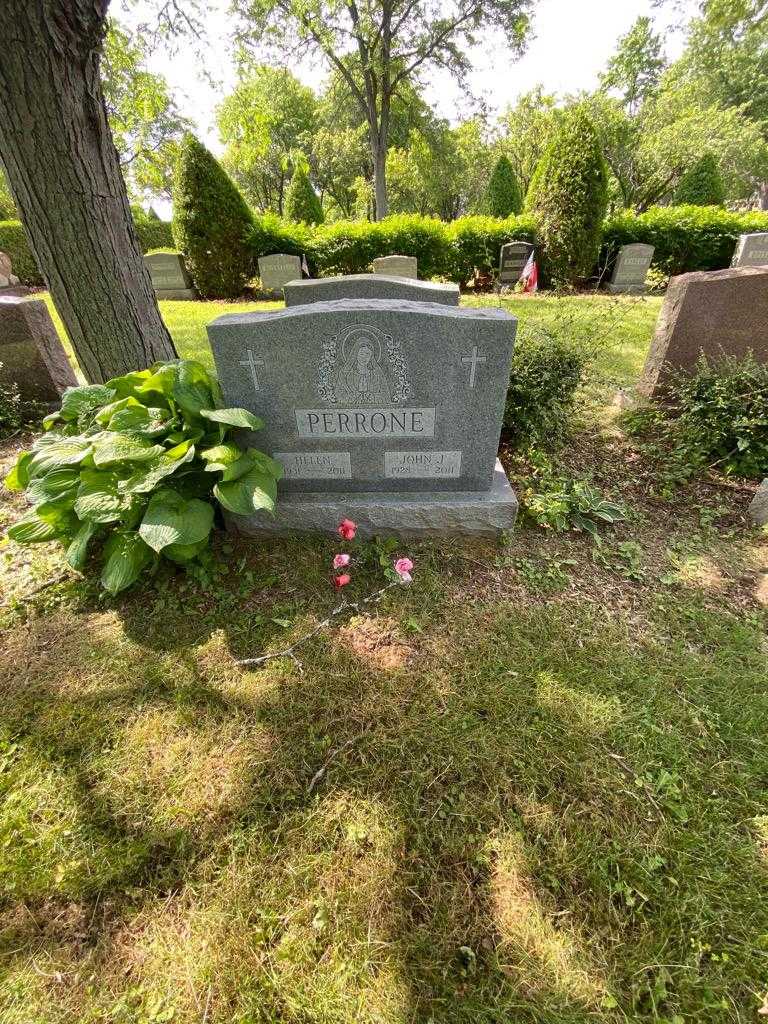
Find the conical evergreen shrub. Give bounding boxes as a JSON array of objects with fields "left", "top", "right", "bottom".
[
  {"left": 172, "top": 133, "right": 254, "bottom": 299},
  {"left": 525, "top": 108, "right": 608, "bottom": 285},
  {"left": 674, "top": 153, "right": 726, "bottom": 207},
  {"left": 486, "top": 155, "right": 522, "bottom": 218},
  {"left": 284, "top": 164, "right": 324, "bottom": 225}
]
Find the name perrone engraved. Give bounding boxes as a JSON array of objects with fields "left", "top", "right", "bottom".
[{"left": 295, "top": 407, "right": 435, "bottom": 439}]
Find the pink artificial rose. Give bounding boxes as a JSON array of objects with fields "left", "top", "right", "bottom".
[
  {"left": 332, "top": 573, "right": 351, "bottom": 589},
  {"left": 338, "top": 519, "right": 357, "bottom": 540},
  {"left": 333, "top": 553, "right": 351, "bottom": 569},
  {"left": 394, "top": 557, "right": 414, "bottom": 583}
]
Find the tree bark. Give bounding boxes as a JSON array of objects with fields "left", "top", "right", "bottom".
[
  {"left": 372, "top": 141, "right": 388, "bottom": 220},
  {"left": 0, "top": 0, "right": 177, "bottom": 384}
]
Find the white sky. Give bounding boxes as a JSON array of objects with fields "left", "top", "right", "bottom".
[{"left": 140, "top": 0, "right": 694, "bottom": 153}]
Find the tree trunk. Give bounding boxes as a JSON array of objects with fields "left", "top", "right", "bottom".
[
  {"left": 758, "top": 182, "right": 768, "bottom": 211},
  {"left": 0, "top": 0, "right": 177, "bottom": 384},
  {"left": 372, "top": 142, "right": 388, "bottom": 221}
]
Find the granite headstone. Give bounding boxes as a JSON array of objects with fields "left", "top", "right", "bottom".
[
  {"left": 372, "top": 255, "right": 418, "bottom": 279},
  {"left": 207, "top": 298, "right": 518, "bottom": 536},
  {"left": 284, "top": 274, "right": 459, "bottom": 307},
  {"left": 258, "top": 253, "right": 302, "bottom": 293},
  {"left": 748, "top": 479, "right": 768, "bottom": 526},
  {"left": 0, "top": 296, "right": 78, "bottom": 405},
  {"left": 498, "top": 242, "right": 534, "bottom": 287},
  {"left": 608, "top": 243, "right": 654, "bottom": 293},
  {"left": 732, "top": 232, "right": 768, "bottom": 268},
  {"left": 144, "top": 252, "right": 196, "bottom": 300},
  {"left": 638, "top": 266, "right": 768, "bottom": 397}
]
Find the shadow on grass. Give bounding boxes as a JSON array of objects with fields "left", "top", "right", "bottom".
[{"left": 0, "top": 563, "right": 767, "bottom": 1022}]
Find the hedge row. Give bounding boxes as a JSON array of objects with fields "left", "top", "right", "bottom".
[
  {"left": 0, "top": 215, "right": 174, "bottom": 287},
  {"left": 602, "top": 206, "right": 768, "bottom": 276},
  {"left": 4, "top": 205, "right": 768, "bottom": 291},
  {"left": 249, "top": 207, "right": 768, "bottom": 285},
  {"left": 248, "top": 213, "right": 538, "bottom": 283}
]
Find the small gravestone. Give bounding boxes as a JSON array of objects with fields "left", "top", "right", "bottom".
[
  {"left": 498, "top": 242, "right": 534, "bottom": 287},
  {"left": 608, "top": 243, "right": 654, "bottom": 293},
  {"left": 0, "top": 296, "right": 77, "bottom": 406},
  {"left": 732, "top": 232, "right": 768, "bottom": 268},
  {"left": 207, "top": 298, "right": 518, "bottom": 536},
  {"left": 748, "top": 479, "right": 768, "bottom": 526},
  {"left": 372, "top": 255, "right": 418, "bottom": 279},
  {"left": 258, "top": 253, "right": 302, "bottom": 294},
  {"left": 638, "top": 266, "right": 768, "bottom": 397},
  {"left": 285, "top": 274, "right": 459, "bottom": 307},
  {"left": 143, "top": 252, "right": 196, "bottom": 300}
]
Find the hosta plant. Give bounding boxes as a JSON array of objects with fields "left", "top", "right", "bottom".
[{"left": 3, "top": 360, "right": 282, "bottom": 594}]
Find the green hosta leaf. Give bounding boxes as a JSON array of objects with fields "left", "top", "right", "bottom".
[
  {"left": 162, "top": 537, "right": 210, "bottom": 564},
  {"left": 200, "top": 443, "right": 242, "bottom": 470},
  {"left": 60, "top": 384, "right": 116, "bottom": 423},
  {"left": 138, "top": 488, "right": 214, "bottom": 553},
  {"left": 25, "top": 467, "right": 80, "bottom": 506},
  {"left": 100, "top": 532, "right": 155, "bottom": 595},
  {"left": 74, "top": 470, "right": 129, "bottom": 524},
  {"left": 65, "top": 520, "right": 100, "bottom": 571},
  {"left": 219, "top": 453, "right": 256, "bottom": 482},
  {"left": 29, "top": 435, "right": 92, "bottom": 475},
  {"left": 249, "top": 449, "right": 284, "bottom": 481},
  {"left": 3, "top": 451, "right": 33, "bottom": 492},
  {"left": 91, "top": 431, "right": 164, "bottom": 467},
  {"left": 120, "top": 441, "right": 195, "bottom": 495},
  {"left": 106, "top": 368, "right": 169, "bottom": 406},
  {"left": 7, "top": 511, "right": 61, "bottom": 543},
  {"left": 215, "top": 467, "right": 277, "bottom": 516},
  {"left": 172, "top": 361, "right": 216, "bottom": 417},
  {"left": 42, "top": 411, "right": 63, "bottom": 430},
  {"left": 200, "top": 407, "right": 264, "bottom": 430}
]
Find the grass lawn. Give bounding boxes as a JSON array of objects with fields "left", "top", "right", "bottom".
[
  {"left": 40, "top": 291, "right": 662, "bottom": 389},
  {"left": 2, "top": 294, "right": 767, "bottom": 1023}
]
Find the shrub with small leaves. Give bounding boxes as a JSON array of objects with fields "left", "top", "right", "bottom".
[
  {"left": 486, "top": 155, "right": 522, "bottom": 218},
  {"left": 3, "top": 360, "right": 282, "bottom": 594},
  {"left": 284, "top": 165, "right": 324, "bottom": 226},
  {"left": 670, "top": 353, "right": 768, "bottom": 479}
]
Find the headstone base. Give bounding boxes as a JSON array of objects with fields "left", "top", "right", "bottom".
[
  {"left": 155, "top": 288, "right": 197, "bottom": 300},
  {"left": 228, "top": 459, "right": 517, "bottom": 538},
  {"left": 607, "top": 283, "right": 647, "bottom": 295}
]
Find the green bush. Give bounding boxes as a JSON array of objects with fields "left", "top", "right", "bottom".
[
  {"left": 0, "top": 172, "right": 16, "bottom": 220},
  {"left": 602, "top": 206, "right": 768, "bottom": 277},
  {"left": 504, "top": 332, "right": 588, "bottom": 446},
  {"left": 172, "top": 134, "right": 254, "bottom": 299},
  {"left": 249, "top": 212, "right": 313, "bottom": 270},
  {"left": 526, "top": 108, "right": 608, "bottom": 285},
  {"left": 674, "top": 153, "right": 725, "bottom": 207},
  {"left": 486, "top": 155, "right": 522, "bottom": 218},
  {"left": 669, "top": 353, "right": 768, "bottom": 478},
  {"left": 284, "top": 165, "right": 324, "bottom": 225},
  {"left": 0, "top": 220, "right": 43, "bottom": 286},
  {"left": 3, "top": 360, "right": 283, "bottom": 594},
  {"left": 446, "top": 214, "right": 538, "bottom": 284},
  {"left": 134, "top": 214, "right": 174, "bottom": 253}
]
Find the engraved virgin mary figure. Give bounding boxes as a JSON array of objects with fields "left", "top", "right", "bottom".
[{"left": 334, "top": 330, "right": 392, "bottom": 406}]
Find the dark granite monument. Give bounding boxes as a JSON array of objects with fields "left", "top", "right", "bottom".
[
  {"left": 608, "top": 243, "right": 654, "bottom": 294},
  {"left": 498, "top": 242, "right": 534, "bottom": 288},
  {"left": 0, "top": 296, "right": 78, "bottom": 406},
  {"left": 207, "top": 298, "right": 518, "bottom": 536},
  {"left": 638, "top": 266, "right": 768, "bottom": 397},
  {"left": 284, "top": 274, "right": 459, "bottom": 307}
]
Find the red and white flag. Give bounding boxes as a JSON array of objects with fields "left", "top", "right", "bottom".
[{"left": 520, "top": 251, "right": 538, "bottom": 293}]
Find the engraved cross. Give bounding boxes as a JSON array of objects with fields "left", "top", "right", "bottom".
[
  {"left": 240, "top": 349, "right": 265, "bottom": 393},
  {"left": 461, "top": 346, "right": 486, "bottom": 389}
]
